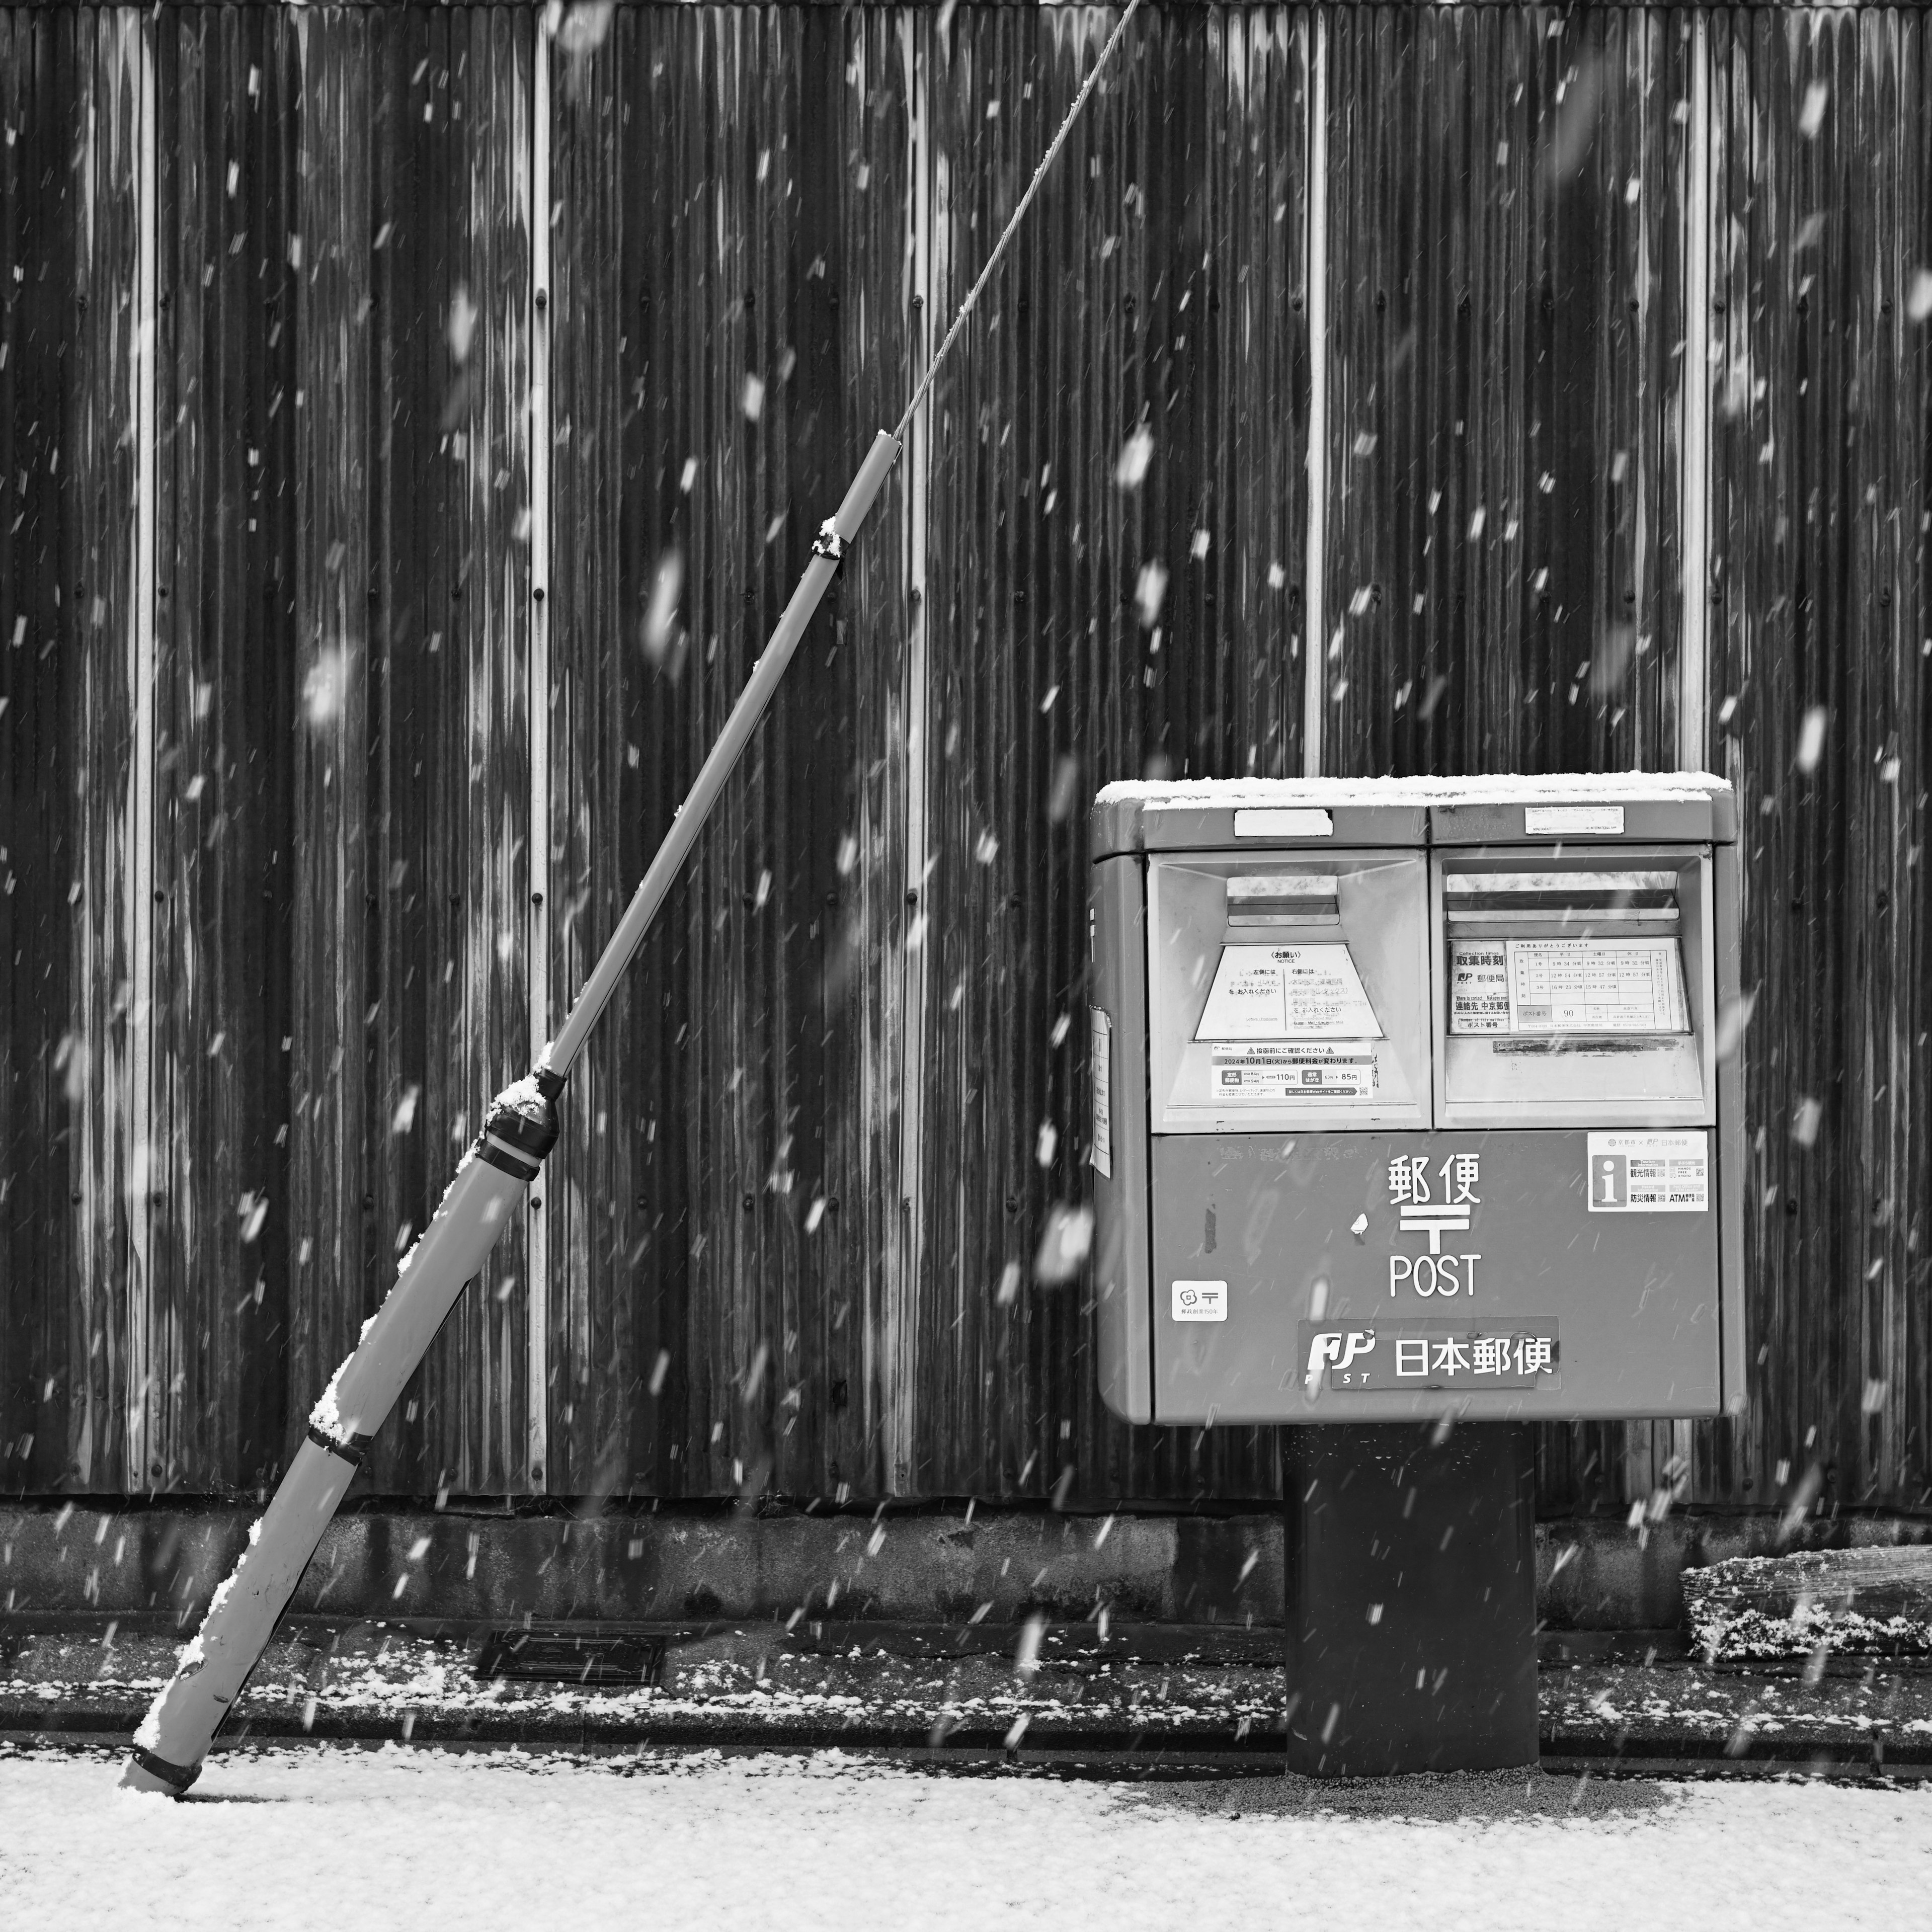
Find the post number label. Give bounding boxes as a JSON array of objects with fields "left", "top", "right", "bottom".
[
  {"left": 1586, "top": 1131, "right": 1709, "bottom": 1212},
  {"left": 1172, "top": 1279, "right": 1228, "bottom": 1322}
]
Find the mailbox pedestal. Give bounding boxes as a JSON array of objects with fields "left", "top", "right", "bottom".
[{"left": 1285, "top": 1423, "right": 1536, "bottom": 1776}]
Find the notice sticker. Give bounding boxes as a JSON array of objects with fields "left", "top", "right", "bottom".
[
  {"left": 1449, "top": 942, "right": 1511, "bottom": 1034},
  {"left": 1524, "top": 804, "right": 1625, "bottom": 836},
  {"left": 1511, "top": 937, "right": 1687, "bottom": 1034},
  {"left": 1586, "top": 1131, "right": 1710, "bottom": 1213},
  {"left": 1195, "top": 944, "right": 1383, "bottom": 1041},
  {"left": 1172, "top": 1279, "right": 1228, "bottom": 1323},
  {"left": 1211, "top": 1043, "right": 1376, "bottom": 1101},
  {"left": 1089, "top": 1008, "right": 1112, "bottom": 1178},
  {"left": 1450, "top": 937, "right": 1689, "bottom": 1036}
]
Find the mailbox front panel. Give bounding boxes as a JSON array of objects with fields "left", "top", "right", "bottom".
[
  {"left": 1150, "top": 1130, "right": 1722, "bottom": 1423},
  {"left": 1433, "top": 846, "right": 1718, "bottom": 1130},
  {"left": 1147, "top": 851, "right": 1431, "bottom": 1135}
]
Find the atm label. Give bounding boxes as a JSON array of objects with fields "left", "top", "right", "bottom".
[{"left": 1586, "top": 1131, "right": 1709, "bottom": 1212}]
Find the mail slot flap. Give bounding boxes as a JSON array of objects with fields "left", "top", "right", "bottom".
[
  {"left": 1226, "top": 873, "right": 1341, "bottom": 925},
  {"left": 1445, "top": 870, "right": 1679, "bottom": 925}
]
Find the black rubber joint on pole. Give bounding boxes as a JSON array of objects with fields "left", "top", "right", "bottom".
[
  {"left": 305, "top": 1422, "right": 372, "bottom": 1466},
  {"left": 810, "top": 519, "right": 846, "bottom": 570},
  {"left": 484, "top": 1096, "right": 561, "bottom": 1161},
  {"left": 476, "top": 1079, "right": 562, "bottom": 1181},
  {"left": 130, "top": 1745, "right": 201, "bottom": 1795}
]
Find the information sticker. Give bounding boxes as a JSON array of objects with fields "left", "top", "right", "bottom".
[
  {"left": 1089, "top": 1008, "right": 1112, "bottom": 1178},
  {"left": 1449, "top": 942, "right": 1510, "bottom": 1034},
  {"left": 1524, "top": 804, "right": 1625, "bottom": 836},
  {"left": 1233, "top": 808, "right": 1333, "bottom": 839},
  {"left": 1172, "top": 1280, "right": 1228, "bottom": 1322},
  {"left": 1211, "top": 1042, "right": 1377, "bottom": 1101},
  {"left": 1195, "top": 944, "right": 1383, "bottom": 1041},
  {"left": 1449, "top": 937, "right": 1688, "bottom": 1036},
  {"left": 1586, "top": 1131, "right": 1710, "bottom": 1213}
]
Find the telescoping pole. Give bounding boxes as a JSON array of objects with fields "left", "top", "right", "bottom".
[
  {"left": 119, "top": 440, "right": 899, "bottom": 1797},
  {"left": 121, "top": 0, "right": 1142, "bottom": 1796}
]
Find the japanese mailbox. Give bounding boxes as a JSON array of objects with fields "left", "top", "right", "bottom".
[
  {"left": 1087, "top": 774, "right": 1744, "bottom": 1773},
  {"left": 1089, "top": 774, "right": 1744, "bottom": 1427}
]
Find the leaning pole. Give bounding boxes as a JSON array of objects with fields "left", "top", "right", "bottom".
[{"left": 122, "top": 0, "right": 1142, "bottom": 1796}]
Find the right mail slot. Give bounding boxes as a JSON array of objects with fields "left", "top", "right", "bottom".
[{"left": 1434, "top": 851, "right": 1716, "bottom": 1129}]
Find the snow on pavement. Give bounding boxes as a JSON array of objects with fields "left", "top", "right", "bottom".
[{"left": 1, "top": 1743, "right": 1927, "bottom": 1931}]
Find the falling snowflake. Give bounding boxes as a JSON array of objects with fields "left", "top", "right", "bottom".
[
  {"left": 447, "top": 286, "right": 477, "bottom": 365},
  {"left": 1795, "top": 705, "right": 1827, "bottom": 773},
  {"left": 1135, "top": 560, "right": 1168, "bottom": 628},
  {"left": 642, "top": 550, "right": 683, "bottom": 665},
  {"left": 1033, "top": 1204, "right": 1092, "bottom": 1283}
]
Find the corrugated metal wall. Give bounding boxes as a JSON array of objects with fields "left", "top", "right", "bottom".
[{"left": 1, "top": 3, "right": 1926, "bottom": 1519}]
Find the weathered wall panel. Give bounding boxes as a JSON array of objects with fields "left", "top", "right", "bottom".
[
  {"left": 545, "top": 4, "right": 915, "bottom": 1501},
  {"left": 0, "top": 10, "right": 143, "bottom": 1496},
  {"left": 285, "top": 8, "right": 378, "bottom": 1496},
  {"left": 360, "top": 4, "right": 537, "bottom": 1495},
  {"left": 148, "top": 5, "right": 300, "bottom": 1493},
  {"left": 1703, "top": 5, "right": 1931, "bottom": 1517},
  {"left": 1323, "top": 2, "right": 1688, "bottom": 781},
  {"left": 912, "top": 4, "right": 1310, "bottom": 1502}
]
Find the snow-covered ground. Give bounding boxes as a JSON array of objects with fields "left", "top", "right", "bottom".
[{"left": 2, "top": 1743, "right": 1927, "bottom": 1930}]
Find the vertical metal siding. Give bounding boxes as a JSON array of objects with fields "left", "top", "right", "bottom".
[
  {"left": 363, "top": 4, "right": 537, "bottom": 1495},
  {"left": 544, "top": 4, "right": 915, "bottom": 1500},
  {"left": 1323, "top": 3, "right": 1688, "bottom": 782},
  {"left": 0, "top": 10, "right": 143, "bottom": 1496},
  {"left": 1705, "top": 5, "right": 1931, "bottom": 1516},
  {"left": 149, "top": 5, "right": 300, "bottom": 1491},
  {"left": 286, "top": 4, "right": 375, "bottom": 1494},
  {"left": 913, "top": 4, "right": 1309, "bottom": 1501}
]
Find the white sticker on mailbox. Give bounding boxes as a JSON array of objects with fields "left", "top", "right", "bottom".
[
  {"left": 1211, "top": 1043, "right": 1377, "bottom": 1100},
  {"left": 1172, "top": 1279, "right": 1228, "bottom": 1322},
  {"left": 1089, "top": 1008, "right": 1112, "bottom": 1178},
  {"left": 1524, "top": 804, "right": 1625, "bottom": 836},
  {"left": 1233, "top": 807, "right": 1333, "bottom": 838},
  {"left": 1195, "top": 944, "right": 1383, "bottom": 1040},
  {"left": 1586, "top": 1132, "right": 1710, "bottom": 1213}
]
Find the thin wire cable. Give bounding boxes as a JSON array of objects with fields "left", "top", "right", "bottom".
[{"left": 892, "top": 0, "right": 1144, "bottom": 447}]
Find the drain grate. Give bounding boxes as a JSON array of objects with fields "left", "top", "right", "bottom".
[{"left": 473, "top": 1630, "right": 667, "bottom": 1688}]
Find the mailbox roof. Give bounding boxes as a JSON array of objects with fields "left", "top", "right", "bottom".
[{"left": 1090, "top": 773, "right": 1736, "bottom": 856}]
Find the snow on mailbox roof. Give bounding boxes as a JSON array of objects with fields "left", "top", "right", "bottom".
[{"left": 1095, "top": 771, "right": 1731, "bottom": 808}]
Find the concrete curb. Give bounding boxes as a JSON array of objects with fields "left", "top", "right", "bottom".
[{"left": 3, "top": 1502, "right": 1928, "bottom": 1628}]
